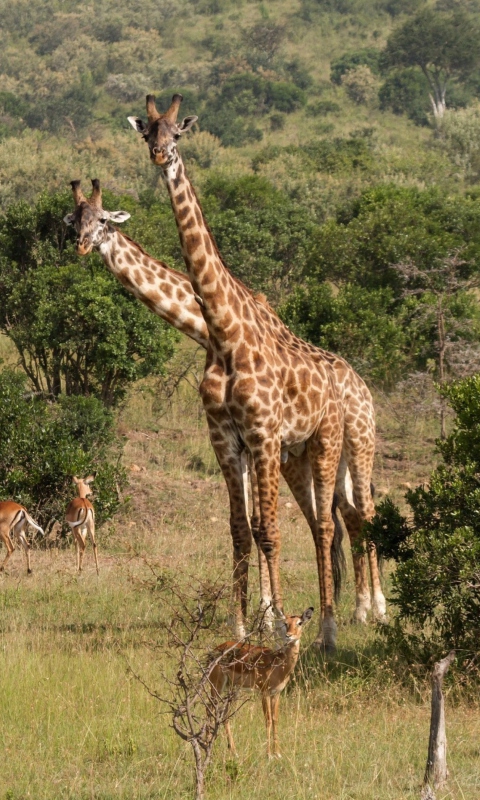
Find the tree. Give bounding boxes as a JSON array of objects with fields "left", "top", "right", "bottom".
[
  {"left": 392, "top": 255, "right": 480, "bottom": 438},
  {"left": 0, "top": 191, "right": 178, "bottom": 406},
  {"left": 365, "top": 375, "right": 480, "bottom": 667},
  {"left": 383, "top": 8, "right": 480, "bottom": 120},
  {"left": 0, "top": 369, "right": 125, "bottom": 529},
  {"left": 278, "top": 282, "right": 407, "bottom": 386}
]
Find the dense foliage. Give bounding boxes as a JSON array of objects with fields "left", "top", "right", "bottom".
[
  {"left": 0, "top": 191, "right": 179, "bottom": 405},
  {"left": 366, "top": 376, "right": 480, "bottom": 665},
  {"left": 0, "top": 369, "right": 125, "bottom": 529}
]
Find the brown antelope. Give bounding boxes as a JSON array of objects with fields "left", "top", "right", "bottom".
[
  {"left": 65, "top": 476, "right": 99, "bottom": 574},
  {"left": 209, "top": 607, "right": 313, "bottom": 758},
  {"left": 0, "top": 501, "right": 44, "bottom": 574}
]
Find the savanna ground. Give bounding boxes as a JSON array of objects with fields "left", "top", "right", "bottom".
[{"left": 0, "top": 339, "right": 479, "bottom": 800}]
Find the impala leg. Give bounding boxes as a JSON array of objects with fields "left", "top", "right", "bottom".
[
  {"left": 224, "top": 718, "right": 237, "bottom": 756},
  {"left": 262, "top": 693, "right": 272, "bottom": 758},
  {"left": 0, "top": 530, "right": 15, "bottom": 572},
  {"left": 87, "top": 517, "right": 99, "bottom": 575},
  {"left": 17, "top": 530, "right": 32, "bottom": 575},
  {"left": 271, "top": 693, "right": 281, "bottom": 758}
]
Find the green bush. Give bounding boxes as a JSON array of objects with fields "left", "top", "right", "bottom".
[
  {"left": 330, "top": 48, "right": 382, "bottom": 85},
  {"left": 279, "top": 282, "right": 406, "bottom": 385},
  {"left": 379, "top": 68, "right": 431, "bottom": 126},
  {"left": 0, "top": 191, "right": 179, "bottom": 405},
  {"left": 366, "top": 376, "right": 480, "bottom": 665},
  {"left": 0, "top": 369, "right": 125, "bottom": 528},
  {"left": 305, "top": 185, "right": 480, "bottom": 292}
]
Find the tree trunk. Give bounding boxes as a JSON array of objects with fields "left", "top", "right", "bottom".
[
  {"left": 421, "top": 650, "right": 455, "bottom": 800},
  {"left": 437, "top": 302, "right": 447, "bottom": 440}
]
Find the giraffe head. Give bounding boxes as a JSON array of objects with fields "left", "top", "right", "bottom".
[
  {"left": 63, "top": 179, "right": 131, "bottom": 255},
  {"left": 127, "top": 94, "right": 198, "bottom": 168}
]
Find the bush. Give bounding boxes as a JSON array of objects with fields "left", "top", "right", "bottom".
[
  {"left": 367, "top": 376, "right": 480, "bottom": 665},
  {"left": 379, "top": 68, "right": 431, "bottom": 126},
  {"left": 305, "top": 100, "right": 341, "bottom": 116},
  {"left": 341, "top": 65, "right": 378, "bottom": 105},
  {"left": 331, "top": 48, "right": 382, "bottom": 85},
  {"left": 0, "top": 369, "right": 125, "bottom": 528},
  {"left": 278, "top": 282, "right": 406, "bottom": 385},
  {"left": 0, "top": 191, "right": 179, "bottom": 405}
]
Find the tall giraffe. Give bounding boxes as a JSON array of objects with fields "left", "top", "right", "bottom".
[
  {"left": 129, "top": 94, "right": 385, "bottom": 649},
  {"left": 64, "top": 178, "right": 343, "bottom": 626}
]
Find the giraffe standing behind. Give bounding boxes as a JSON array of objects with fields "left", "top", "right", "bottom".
[{"left": 128, "top": 94, "right": 385, "bottom": 649}]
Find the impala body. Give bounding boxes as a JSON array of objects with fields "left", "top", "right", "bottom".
[
  {"left": 65, "top": 476, "right": 98, "bottom": 574},
  {"left": 209, "top": 607, "right": 313, "bottom": 757},
  {"left": 0, "top": 501, "right": 44, "bottom": 574}
]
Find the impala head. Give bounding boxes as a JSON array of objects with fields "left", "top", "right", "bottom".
[
  {"left": 63, "top": 179, "right": 131, "bottom": 255},
  {"left": 127, "top": 94, "right": 198, "bottom": 168},
  {"left": 73, "top": 475, "right": 95, "bottom": 499},
  {"left": 277, "top": 607, "right": 314, "bottom": 644}
]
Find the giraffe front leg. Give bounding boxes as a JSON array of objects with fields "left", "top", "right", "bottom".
[
  {"left": 247, "top": 452, "right": 273, "bottom": 630},
  {"left": 248, "top": 439, "right": 283, "bottom": 623},
  {"left": 209, "top": 426, "right": 253, "bottom": 638}
]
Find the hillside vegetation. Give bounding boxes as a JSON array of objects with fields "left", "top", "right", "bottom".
[{"left": 1, "top": 1, "right": 480, "bottom": 796}]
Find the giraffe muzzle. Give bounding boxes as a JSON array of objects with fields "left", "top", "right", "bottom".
[{"left": 77, "top": 241, "right": 93, "bottom": 256}]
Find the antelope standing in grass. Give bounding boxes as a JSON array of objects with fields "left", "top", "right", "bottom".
[
  {"left": 0, "top": 501, "right": 44, "bottom": 574},
  {"left": 65, "top": 476, "right": 99, "bottom": 574},
  {"left": 209, "top": 607, "right": 313, "bottom": 758}
]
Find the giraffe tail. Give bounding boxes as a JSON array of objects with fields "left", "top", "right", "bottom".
[{"left": 331, "top": 494, "right": 347, "bottom": 604}]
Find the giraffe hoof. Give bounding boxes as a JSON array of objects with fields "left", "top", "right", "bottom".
[{"left": 27, "top": 568, "right": 32, "bottom": 575}]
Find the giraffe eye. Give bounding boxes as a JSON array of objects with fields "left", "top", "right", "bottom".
[
  {"left": 173, "top": 133, "right": 181, "bottom": 141},
  {"left": 100, "top": 217, "right": 108, "bottom": 224}
]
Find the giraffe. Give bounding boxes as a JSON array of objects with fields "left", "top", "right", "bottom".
[
  {"left": 63, "top": 177, "right": 342, "bottom": 626},
  {"left": 128, "top": 94, "right": 386, "bottom": 649}
]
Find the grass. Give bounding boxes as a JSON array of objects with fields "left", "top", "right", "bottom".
[{"left": 0, "top": 355, "right": 478, "bottom": 799}]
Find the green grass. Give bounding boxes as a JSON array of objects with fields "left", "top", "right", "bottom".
[{"left": 0, "top": 368, "right": 478, "bottom": 799}]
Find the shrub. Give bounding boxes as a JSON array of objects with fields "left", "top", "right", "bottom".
[
  {"left": 341, "top": 65, "right": 378, "bottom": 105},
  {"left": 0, "top": 369, "right": 125, "bottom": 528},
  {"left": 379, "top": 68, "right": 431, "bottom": 126},
  {"left": 305, "top": 100, "right": 341, "bottom": 116},
  {"left": 331, "top": 48, "right": 382, "bottom": 85},
  {"left": 367, "top": 375, "right": 480, "bottom": 665},
  {"left": 279, "top": 282, "right": 406, "bottom": 385}
]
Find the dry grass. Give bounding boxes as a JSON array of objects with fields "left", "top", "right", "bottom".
[{"left": 0, "top": 353, "right": 478, "bottom": 799}]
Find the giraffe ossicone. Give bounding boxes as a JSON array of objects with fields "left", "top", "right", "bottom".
[{"left": 128, "top": 93, "right": 387, "bottom": 650}]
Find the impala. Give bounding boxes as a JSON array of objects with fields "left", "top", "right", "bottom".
[
  {"left": 0, "top": 501, "right": 44, "bottom": 574},
  {"left": 65, "top": 476, "right": 99, "bottom": 574},
  {"left": 209, "top": 607, "right": 313, "bottom": 757}
]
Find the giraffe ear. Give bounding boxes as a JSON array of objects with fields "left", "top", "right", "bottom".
[
  {"left": 127, "top": 116, "right": 147, "bottom": 133},
  {"left": 63, "top": 213, "right": 75, "bottom": 225},
  {"left": 178, "top": 115, "right": 198, "bottom": 134},
  {"left": 107, "top": 211, "right": 131, "bottom": 224}
]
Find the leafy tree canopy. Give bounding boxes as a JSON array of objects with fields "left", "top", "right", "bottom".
[
  {"left": 382, "top": 8, "right": 480, "bottom": 117},
  {"left": 0, "top": 191, "right": 178, "bottom": 405}
]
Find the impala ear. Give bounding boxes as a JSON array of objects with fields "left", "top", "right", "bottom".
[
  {"left": 85, "top": 475, "right": 95, "bottom": 484},
  {"left": 72, "top": 476, "right": 79, "bottom": 484},
  {"left": 107, "top": 210, "right": 131, "bottom": 224},
  {"left": 300, "top": 607, "right": 314, "bottom": 625},
  {"left": 63, "top": 213, "right": 75, "bottom": 226},
  {"left": 178, "top": 115, "right": 198, "bottom": 134},
  {"left": 127, "top": 116, "right": 147, "bottom": 133}
]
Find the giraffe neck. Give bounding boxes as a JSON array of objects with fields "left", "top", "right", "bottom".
[
  {"left": 97, "top": 227, "right": 209, "bottom": 349},
  {"left": 163, "top": 156, "right": 255, "bottom": 344}
]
